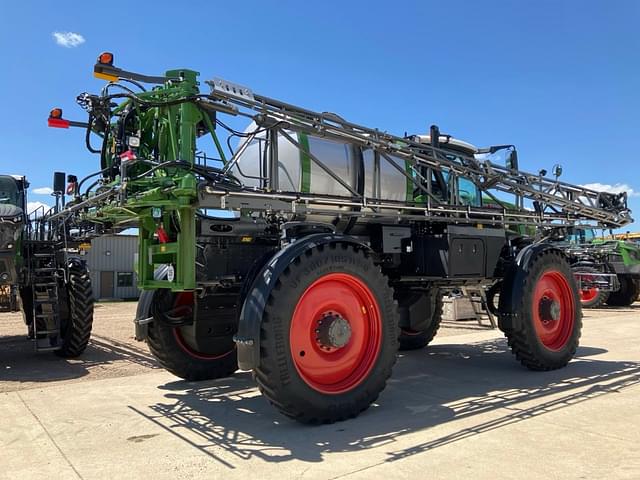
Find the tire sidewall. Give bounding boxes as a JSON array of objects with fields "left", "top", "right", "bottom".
[
  {"left": 607, "top": 276, "right": 639, "bottom": 306},
  {"left": 147, "top": 293, "right": 238, "bottom": 381},
  {"left": 574, "top": 266, "right": 608, "bottom": 308},
  {"left": 398, "top": 293, "right": 443, "bottom": 350},
  {"left": 580, "top": 290, "right": 608, "bottom": 308},
  {"left": 262, "top": 245, "right": 398, "bottom": 413},
  {"left": 522, "top": 254, "right": 582, "bottom": 365}
]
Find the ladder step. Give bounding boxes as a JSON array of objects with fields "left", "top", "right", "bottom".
[
  {"left": 35, "top": 337, "right": 59, "bottom": 348},
  {"left": 36, "top": 329, "right": 60, "bottom": 335},
  {"left": 35, "top": 313, "right": 58, "bottom": 319},
  {"left": 34, "top": 344, "right": 61, "bottom": 352},
  {"left": 34, "top": 283, "right": 58, "bottom": 288},
  {"left": 35, "top": 267, "right": 57, "bottom": 272}
]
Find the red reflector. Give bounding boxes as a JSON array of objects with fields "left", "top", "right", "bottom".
[
  {"left": 156, "top": 227, "right": 170, "bottom": 244},
  {"left": 119, "top": 150, "right": 137, "bottom": 161},
  {"left": 66, "top": 183, "right": 77, "bottom": 195},
  {"left": 48, "top": 118, "right": 70, "bottom": 129}
]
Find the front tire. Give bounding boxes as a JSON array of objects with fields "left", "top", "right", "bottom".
[
  {"left": 56, "top": 263, "right": 94, "bottom": 358},
  {"left": 147, "top": 291, "right": 238, "bottom": 381},
  {"left": 254, "top": 243, "right": 399, "bottom": 424},
  {"left": 503, "top": 251, "right": 582, "bottom": 371},
  {"left": 605, "top": 276, "right": 640, "bottom": 307}
]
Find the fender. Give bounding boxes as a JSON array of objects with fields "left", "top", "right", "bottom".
[
  {"left": 497, "top": 242, "right": 565, "bottom": 332},
  {"left": 571, "top": 260, "right": 599, "bottom": 269},
  {"left": 235, "top": 233, "right": 371, "bottom": 371}
]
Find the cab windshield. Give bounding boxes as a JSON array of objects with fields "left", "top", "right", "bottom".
[
  {"left": 0, "top": 177, "right": 21, "bottom": 207},
  {"left": 566, "top": 228, "right": 595, "bottom": 244}
]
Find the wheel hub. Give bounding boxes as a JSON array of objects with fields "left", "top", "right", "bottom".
[
  {"left": 539, "top": 296, "right": 561, "bottom": 322},
  {"left": 315, "top": 312, "right": 352, "bottom": 349}
]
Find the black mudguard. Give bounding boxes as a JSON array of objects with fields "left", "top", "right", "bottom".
[
  {"left": 235, "top": 233, "right": 371, "bottom": 371},
  {"left": 497, "top": 242, "right": 565, "bottom": 332}
]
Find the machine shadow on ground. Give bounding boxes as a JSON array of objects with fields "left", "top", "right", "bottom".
[
  {"left": 131, "top": 338, "right": 640, "bottom": 468},
  {"left": 0, "top": 334, "right": 159, "bottom": 386}
]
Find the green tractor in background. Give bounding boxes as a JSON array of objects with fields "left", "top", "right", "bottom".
[
  {"left": 554, "top": 227, "right": 640, "bottom": 308},
  {"left": 0, "top": 174, "right": 94, "bottom": 355},
  {"left": 590, "top": 236, "right": 640, "bottom": 306}
]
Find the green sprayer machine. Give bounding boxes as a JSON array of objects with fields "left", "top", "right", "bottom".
[
  {"left": 0, "top": 174, "right": 94, "bottom": 355},
  {"left": 47, "top": 53, "right": 632, "bottom": 423}
]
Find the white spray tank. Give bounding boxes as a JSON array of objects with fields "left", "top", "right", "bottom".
[{"left": 231, "top": 122, "right": 478, "bottom": 221}]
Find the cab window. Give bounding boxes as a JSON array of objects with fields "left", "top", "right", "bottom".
[
  {"left": 458, "top": 176, "right": 481, "bottom": 207},
  {"left": 0, "top": 177, "right": 20, "bottom": 206},
  {"left": 566, "top": 229, "right": 596, "bottom": 244}
]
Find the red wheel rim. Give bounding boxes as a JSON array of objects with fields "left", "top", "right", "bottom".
[
  {"left": 578, "top": 271, "right": 598, "bottom": 304},
  {"left": 532, "top": 270, "right": 575, "bottom": 351},
  {"left": 289, "top": 273, "right": 382, "bottom": 394},
  {"left": 171, "top": 292, "right": 235, "bottom": 360},
  {"left": 579, "top": 288, "right": 598, "bottom": 303}
]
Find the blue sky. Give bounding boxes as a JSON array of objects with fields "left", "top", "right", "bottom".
[{"left": 0, "top": 0, "right": 638, "bottom": 230}]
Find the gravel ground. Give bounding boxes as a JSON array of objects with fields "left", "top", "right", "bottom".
[
  {"left": 2, "top": 300, "right": 634, "bottom": 394},
  {"left": 0, "top": 302, "right": 159, "bottom": 393},
  {"left": 0, "top": 301, "right": 493, "bottom": 393}
]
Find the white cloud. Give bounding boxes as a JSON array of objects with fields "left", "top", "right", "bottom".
[
  {"left": 32, "top": 187, "right": 53, "bottom": 195},
  {"left": 52, "top": 31, "right": 85, "bottom": 48},
  {"left": 581, "top": 183, "right": 639, "bottom": 198},
  {"left": 27, "top": 201, "right": 52, "bottom": 216}
]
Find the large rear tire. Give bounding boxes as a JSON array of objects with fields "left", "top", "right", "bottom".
[
  {"left": 605, "top": 276, "right": 640, "bottom": 307},
  {"left": 56, "top": 263, "right": 94, "bottom": 358},
  {"left": 398, "top": 293, "right": 443, "bottom": 350},
  {"left": 254, "top": 243, "right": 399, "bottom": 424},
  {"left": 503, "top": 251, "right": 582, "bottom": 371},
  {"left": 574, "top": 266, "right": 609, "bottom": 308},
  {"left": 147, "top": 291, "right": 238, "bottom": 381}
]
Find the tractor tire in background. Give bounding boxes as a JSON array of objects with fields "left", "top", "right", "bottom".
[
  {"left": 574, "top": 266, "right": 609, "bottom": 308},
  {"left": 56, "top": 263, "right": 94, "bottom": 358},
  {"left": 502, "top": 251, "right": 582, "bottom": 371},
  {"left": 606, "top": 276, "right": 640, "bottom": 307},
  {"left": 147, "top": 290, "right": 238, "bottom": 381},
  {"left": 254, "top": 243, "right": 399, "bottom": 424},
  {"left": 398, "top": 293, "right": 444, "bottom": 350}
]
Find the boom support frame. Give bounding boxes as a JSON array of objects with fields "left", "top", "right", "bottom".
[{"left": 47, "top": 56, "right": 633, "bottom": 292}]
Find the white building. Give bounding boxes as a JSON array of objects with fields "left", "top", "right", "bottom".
[{"left": 84, "top": 235, "right": 139, "bottom": 300}]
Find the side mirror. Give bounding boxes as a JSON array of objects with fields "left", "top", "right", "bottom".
[
  {"left": 53, "top": 172, "right": 66, "bottom": 194},
  {"left": 552, "top": 164, "right": 563, "bottom": 179},
  {"left": 505, "top": 148, "right": 519, "bottom": 170}
]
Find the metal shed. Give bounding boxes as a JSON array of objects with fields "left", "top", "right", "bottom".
[{"left": 84, "top": 235, "right": 139, "bottom": 300}]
